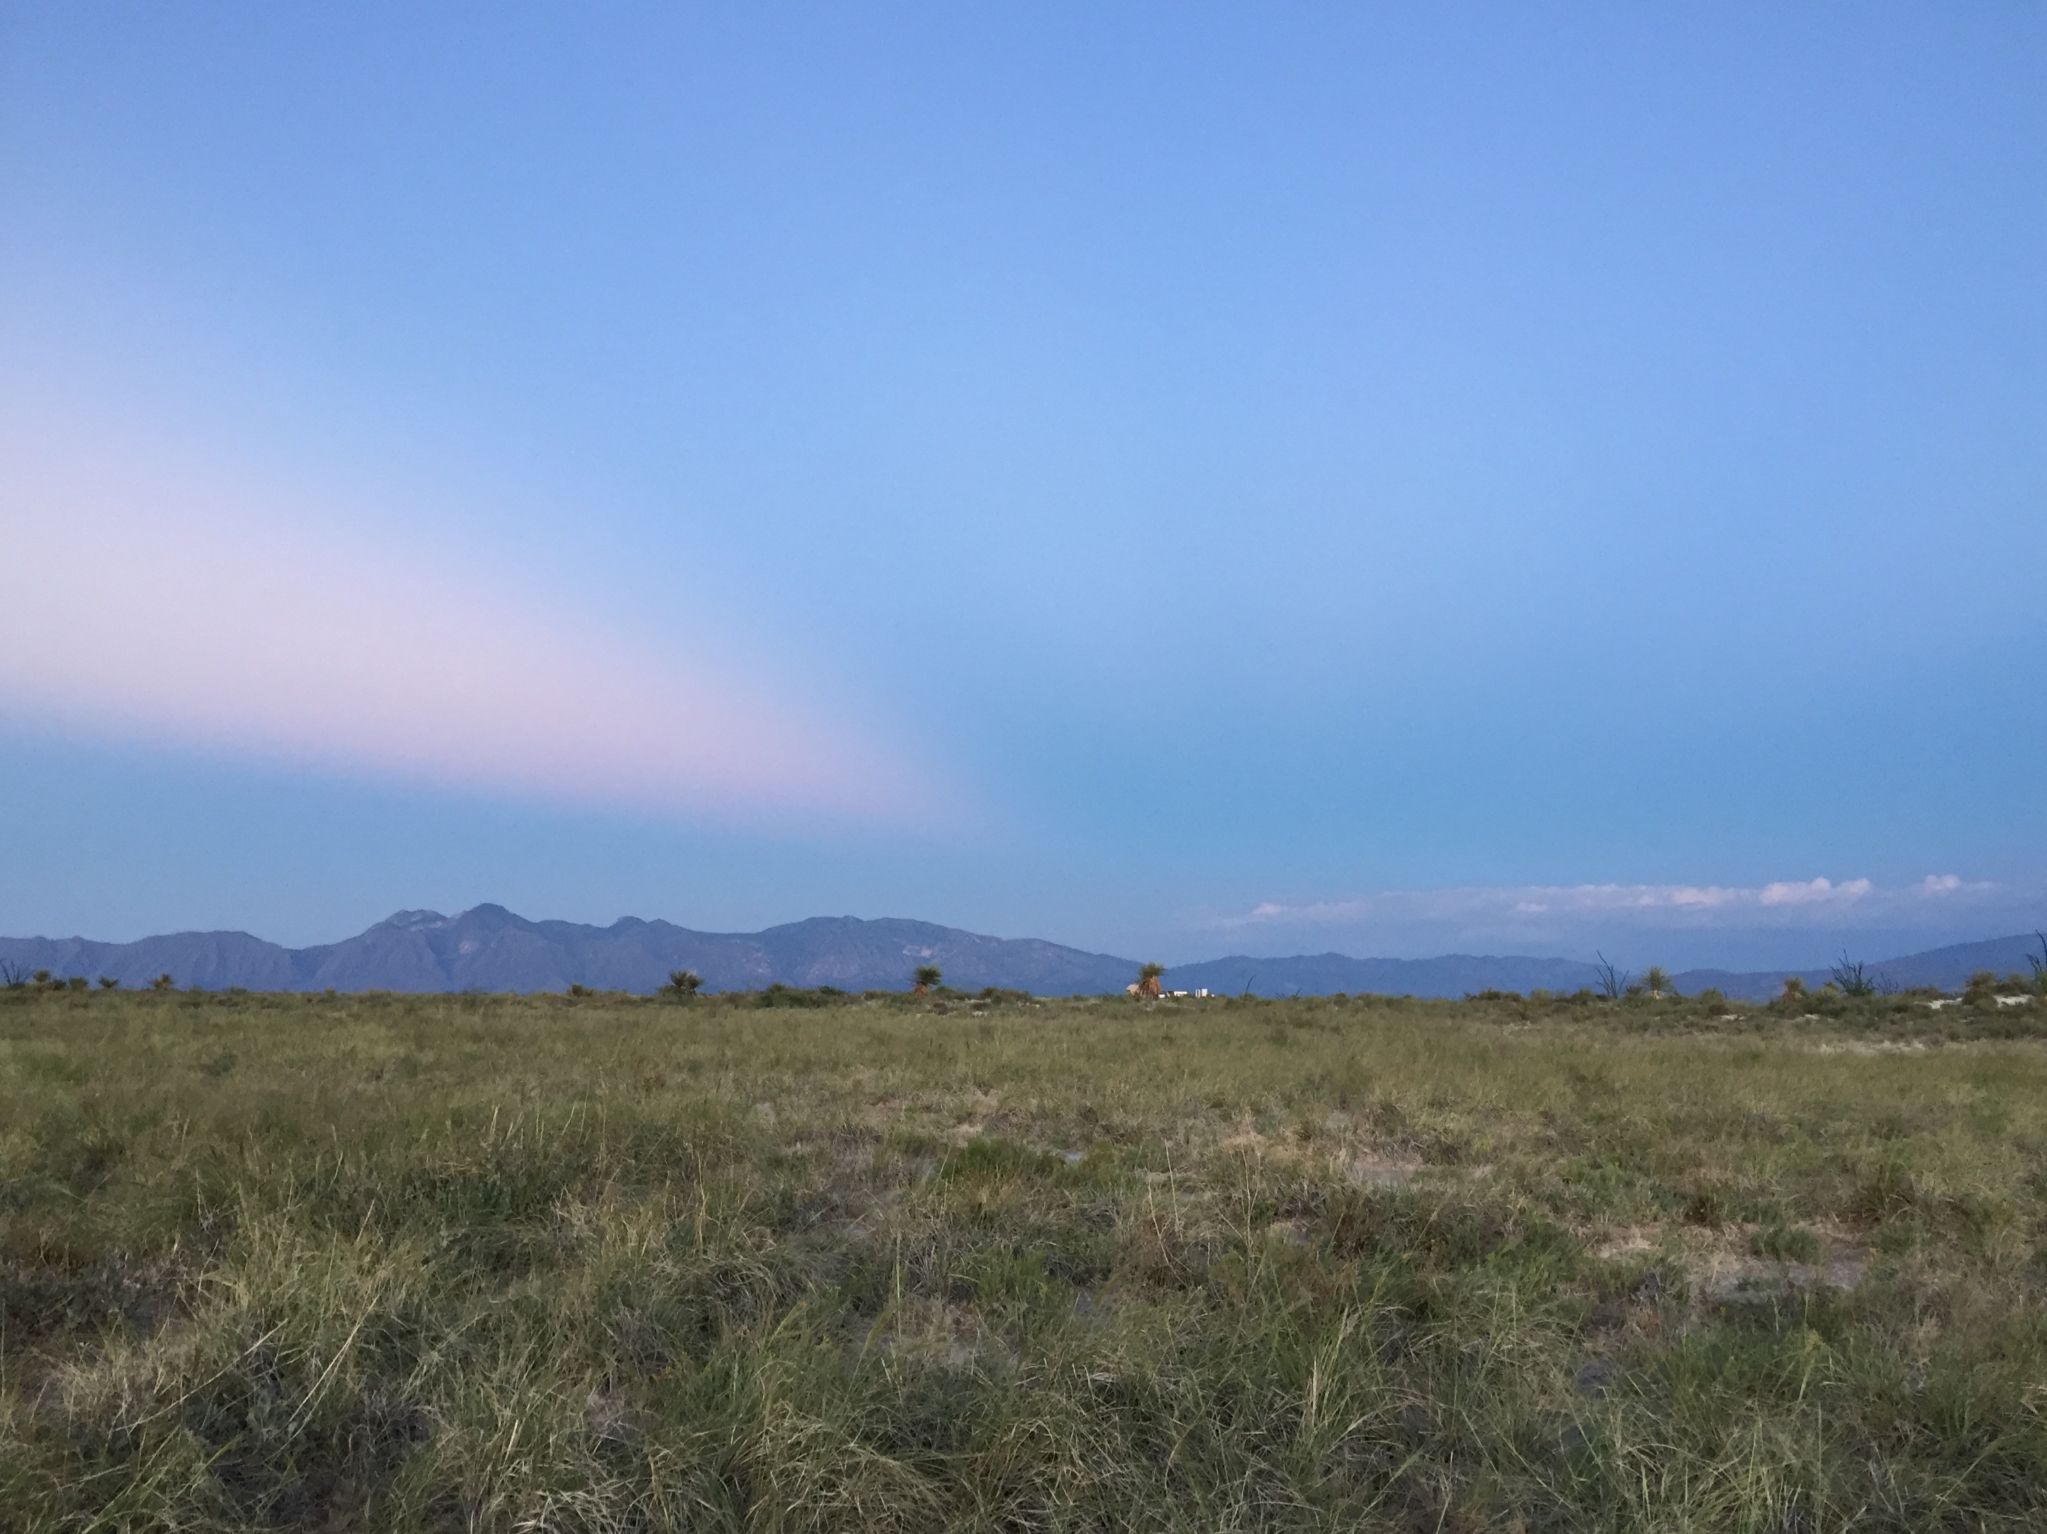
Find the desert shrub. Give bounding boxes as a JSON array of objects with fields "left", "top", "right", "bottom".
[
  {"left": 754, "top": 982, "right": 833, "bottom": 1009},
  {"left": 1830, "top": 951, "right": 1877, "bottom": 997}
]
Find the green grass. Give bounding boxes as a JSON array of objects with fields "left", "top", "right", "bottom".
[{"left": 4, "top": 985, "right": 2047, "bottom": 1530}]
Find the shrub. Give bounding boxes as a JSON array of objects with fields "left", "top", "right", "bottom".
[
  {"left": 1593, "top": 952, "right": 1629, "bottom": 1000},
  {"left": 664, "top": 969, "right": 703, "bottom": 999},
  {"left": 149, "top": 973, "right": 174, "bottom": 992},
  {"left": 1829, "top": 952, "right": 1876, "bottom": 997},
  {"left": 755, "top": 983, "right": 832, "bottom": 1009},
  {"left": 96, "top": 975, "right": 119, "bottom": 990}
]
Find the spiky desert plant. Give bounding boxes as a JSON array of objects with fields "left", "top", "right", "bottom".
[
  {"left": 1829, "top": 951, "right": 1876, "bottom": 998},
  {"left": 912, "top": 964, "right": 942, "bottom": 996},
  {"left": 1643, "top": 965, "right": 1671, "bottom": 999},
  {"left": 1593, "top": 951, "right": 1630, "bottom": 1001},
  {"left": 665, "top": 969, "right": 703, "bottom": 1000},
  {"left": 1136, "top": 962, "right": 1166, "bottom": 999}
]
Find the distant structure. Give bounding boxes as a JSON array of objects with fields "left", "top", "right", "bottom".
[{"left": 1125, "top": 980, "right": 1210, "bottom": 1000}]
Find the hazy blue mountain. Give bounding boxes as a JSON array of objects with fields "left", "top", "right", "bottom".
[
  {"left": 1, "top": 908, "right": 2037, "bottom": 999},
  {"left": 1168, "top": 953, "right": 1603, "bottom": 998},
  {"left": 1672, "top": 933, "right": 2047, "bottom": 1002},
  {"left": 0, "top": 906, "right": 1133, "bottom": 995}
]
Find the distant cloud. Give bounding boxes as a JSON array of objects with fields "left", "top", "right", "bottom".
[
  {"left": 1916, "top": 873, "right": 1994, "bottom": 897},
  {"left": 0, "top": 413, "right": 946, "bottom": 827},
  {"left": 1758, "top": 877, "right": 1872, "bottom": 906},
  {"left": 1212, "top": 875, "right": 1998, "bottom": 931}
]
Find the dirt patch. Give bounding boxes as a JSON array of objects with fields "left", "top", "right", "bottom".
[
  {"left": 1220, "top": 1116, "right": 1425, "bottom": 1187},
  {"left": 1589, "top": 1222, "right": 1870, "bottom": 1302},
  {"left": 1695, "top": 1241, "right": 1868, "bottom": 1305},
  {"left": 1813, "top": 1040, "right": 1930, "bottom": 1055},
  {"left": 1342, "top": 1153, "right": 1422, "bottom": 1188}
]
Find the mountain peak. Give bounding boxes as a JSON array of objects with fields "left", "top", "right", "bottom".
[{"left": 380, "top": 909, "right": 447, "bottom": 931}]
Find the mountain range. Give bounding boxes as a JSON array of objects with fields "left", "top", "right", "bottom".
[{"left": 3, "top": 905, "right": 2041, "bottom": 1001}]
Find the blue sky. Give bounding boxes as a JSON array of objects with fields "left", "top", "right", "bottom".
[{"left": 3, "top": 3, "right": 2043, "bottom": 969}]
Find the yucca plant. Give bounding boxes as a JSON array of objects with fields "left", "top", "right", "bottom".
[
  {"left": 911, "top": 964, "right": 942, "bottom": 996},
  {"left": 1136, "top": 962, "right": 1166, "bottom": 999}
]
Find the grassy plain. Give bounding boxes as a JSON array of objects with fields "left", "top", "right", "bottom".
[{"left": 4, "top": 985, "right": 2047, "bottom": 1532}]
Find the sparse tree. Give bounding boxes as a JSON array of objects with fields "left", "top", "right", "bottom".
[
  {"left": 2028, "top": 931, "right": 2047, "bottom": 998},
  {"left": 911, "top": 964, "right": 942, "bottom": 996},
  {"left": 1643, "top": 965, "right": 1672, "bottom": 1000},
  {"left": 664, "top": 969, "right": 703, "bottom": 1000},
  {"left": 149, "top": 972, "right": 174, "bottom": 992},
  {"left": 1593, "top": 951, "right": 1630, "bottom": 1001},
  {"left": 0, "top": 960, "right": 27, "bottom": 989},
  {"left": 1829, "top": 951, "right": 1876, "bottom": 998},
  {"left": 1135, "top": 962, "right": 1166, "bottom": 999}
]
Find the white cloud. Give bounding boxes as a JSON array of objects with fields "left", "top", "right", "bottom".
[
  {"left": 1758, "top": 877, "right": 1872, "bottom": 907},
  {"left": 1213, "top": 874, "right": 1997, "bottom": 931}
]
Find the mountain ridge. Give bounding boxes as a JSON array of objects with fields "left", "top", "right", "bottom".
[{"left": 4, "top": 907, "right": 2041, "bottom": 1000}]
